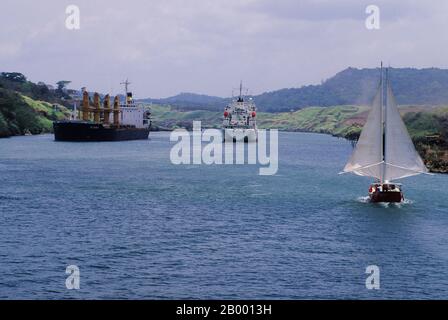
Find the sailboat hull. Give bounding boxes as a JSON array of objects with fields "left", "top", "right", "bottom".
[
  {"left": 369, "top": 190, "right": 403, "bottom": 203},
  {"left": 368, "top": 183, "right": 404, "bottom": 203}
]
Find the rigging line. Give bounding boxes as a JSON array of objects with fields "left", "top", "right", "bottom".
[
  {"left": 339, "top": 161, "right": 384, "bottom": 174},
  {"left": 384, "top": 162, "right": 434, "bottom": 175}
]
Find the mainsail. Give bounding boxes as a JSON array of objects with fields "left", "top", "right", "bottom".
[
  {"left": 343, "top": 68, "right": 428, "bottom": 181},
  {"left": 384, "top": 84, "right": 428, "bottom": 180}
]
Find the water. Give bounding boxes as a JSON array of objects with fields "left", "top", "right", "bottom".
[{"left": 0, "top": 132, "right": 447, "bottom": 299}]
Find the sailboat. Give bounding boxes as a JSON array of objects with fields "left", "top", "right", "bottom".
[{"left": 342, "top": 65, "right": 430, "bottom": 203}]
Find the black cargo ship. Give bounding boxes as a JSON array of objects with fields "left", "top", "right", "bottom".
[
  {"left": 53, "top": 121, "right": 150, "bottom": 142},
  {"left": 54, "top": 82, "right": 151, "bottom": 142}
]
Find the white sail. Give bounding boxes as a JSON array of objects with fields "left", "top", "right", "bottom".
[
  {"left": 384, "top": 84, "right": 428, "bottom": 181},
  {"left": 343, "top": 85, "right": 383, "bottom": 179}
]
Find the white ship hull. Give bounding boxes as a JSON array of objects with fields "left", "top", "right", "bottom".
[{"left": 223, "top": 128, "right": 258, "bottom": 142}]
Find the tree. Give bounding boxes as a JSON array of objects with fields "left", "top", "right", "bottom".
[
  {"left": 56, "top": 80, "right": 71, "bottom": 91},
  {"left": 1, "top": 72, "right": 27, "bottom": 83}
]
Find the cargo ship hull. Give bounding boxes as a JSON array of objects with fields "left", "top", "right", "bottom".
[{"left": 53, "top": 121, "right": 150, "bottom": 142}]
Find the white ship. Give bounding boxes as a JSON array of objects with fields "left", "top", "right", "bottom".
[{"left": 222, "top": 82, "right": 258, "bottom": 142}]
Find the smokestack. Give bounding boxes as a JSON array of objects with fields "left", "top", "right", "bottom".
[
  {"left": 113, "top": 96, "right": 120, "bottom": 126},
  {"left": 82, "top": 90, "right": 90, "bottom": 121},
  {"left": 93, "top": 93, "right": 101, "bottom": 123},
  {"left": 126, "top": 92, "right": 133, "bottom": 105},
  {"left": 103, "top": 94, "right": 111, "bottom": 124}
]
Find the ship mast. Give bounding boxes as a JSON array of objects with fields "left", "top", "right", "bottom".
[
  {"left": 237, "top": 80, "right": 244, "bottom": 103},
  {"left": 121, "top": 79, "right": 131, "bottom": 95}
]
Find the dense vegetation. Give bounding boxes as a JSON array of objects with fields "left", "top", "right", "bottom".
[
  {"left": 0, "top": 72, "right": 73, "bottom": 103},
  {"left": 402, "top": 108, "right": 448, "bottom": 173},
  {"left": 141, "top": 67, "right": 448, "bottom": 112},
  {"left": 0, "top": 73, "right": 71, "bottom": 137}
]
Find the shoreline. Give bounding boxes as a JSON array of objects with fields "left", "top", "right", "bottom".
[{"left": 2, "top": 129, "right": 446, "bottom": 174}]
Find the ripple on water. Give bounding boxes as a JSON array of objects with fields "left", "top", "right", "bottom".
[{"left": 0, "top": 132, "right": 447, "bottom": 299}]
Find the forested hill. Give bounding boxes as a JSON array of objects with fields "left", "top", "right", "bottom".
[
  {"left": 140, "top": 67, "right": 448, "bottom": 112},
  {"left": 0, "top": 72, "right": 70, "bottom": 138},
  {"left": 145, "top": 92, "right": 230, "bottom": 111}
]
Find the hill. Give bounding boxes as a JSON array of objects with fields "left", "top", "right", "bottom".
[
  {"left": 141, "top": 67, "right": 448, "bottom": 112},
  {"left": 0, "top": 72, "right": 71, "bottom": 138},
  {"left": 146, "top": 93, "right": 229, "bottom": 111},
  {"left": 0, "top": 88, "right": 70, "bottom": 138}
]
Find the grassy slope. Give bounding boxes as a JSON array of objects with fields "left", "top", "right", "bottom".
[
  {"left": 0, "top": 88, "right": 70, "bottom": 137},
  {"left": 257, "top": 105, "right": 369, "bottom": 140},
  {"left": 151, "top": 104, "right": 448, "bottom": 173}
]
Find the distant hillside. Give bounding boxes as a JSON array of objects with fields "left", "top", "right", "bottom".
[
  {"left": 154, "top": 93, "right": 229, "bottom": 109},
  {"left": 150, "top": 104, "right": 448, "bottom": 173},
  {"left": 140, "top": 93, "right": 229, "bottom": 112},
  {"left": 141, "top": 67, "right": 448, "bottom": 112}
]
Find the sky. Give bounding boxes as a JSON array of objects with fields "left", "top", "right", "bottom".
[{"left": 1, "top": 0, "right": 448, "bottom": 98}]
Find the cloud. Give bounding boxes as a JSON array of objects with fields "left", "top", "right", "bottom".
[{"left": 1, "top": 0, "right": 448, "bottom": 97}]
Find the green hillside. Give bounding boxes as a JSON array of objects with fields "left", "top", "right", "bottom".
[
  {"left": 256, "top": 105, "right": 368, "bottom": 140},
  {"left": 0, "top": 88, "right": 70, "bottom": 138},
  {"left": 151, "top": 104, "right": 448, "bottom": 173},
  {"left": 0, "top": 72, "right": 72, "bottom": 138}
]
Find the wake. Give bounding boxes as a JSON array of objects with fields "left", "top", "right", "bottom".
[{"left": 356, "top": 196, "right": 413, "bottom": 207}]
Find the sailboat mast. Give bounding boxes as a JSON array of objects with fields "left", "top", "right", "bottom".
[
  {"left": 379, "top": 62, "right": 385, "bottom": 184},
  {"left": 383, "top": 67, "right": 389, "bottom": 183}
]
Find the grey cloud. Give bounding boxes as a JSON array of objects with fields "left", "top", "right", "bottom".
[
  {"left": 1, "top": 0, "right": 448, "bottom": 98},
  {"left": 246, "top": 0, "right": 436, "bottom": 21}
]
